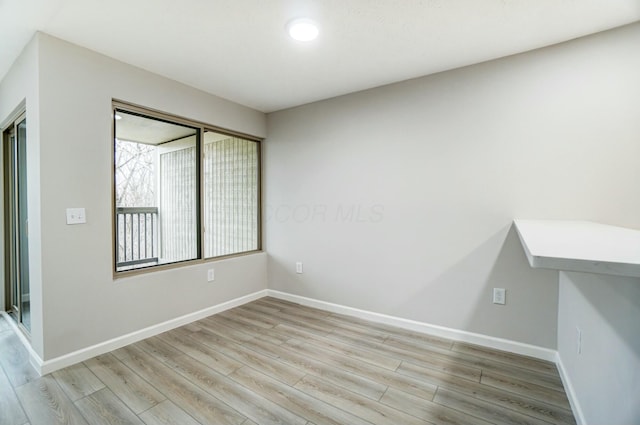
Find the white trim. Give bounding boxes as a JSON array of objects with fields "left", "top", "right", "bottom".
[
  {"left": 266, "top": 290, "right": 557, "bottom": 362},
  {"left": 30, "top": 290, "right": 267, "bottom": 375},
  {"left": 556, "top": 352, "right": 586, "bottom": 425},
  {"left": 0, "top": 311, "right": 45, "bottom": 374},
  {"left": 7, "top": 288, "right": 558, "bottom": 376}
]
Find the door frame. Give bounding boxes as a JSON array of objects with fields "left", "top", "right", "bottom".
[{"left": 2, "top": 110, "right": 29, "bottom": 335}]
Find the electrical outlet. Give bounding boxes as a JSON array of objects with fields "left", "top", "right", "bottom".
[
  {"left": 207, "top": 268, "right": 215, "bottom": 282},
  {"left": 295, "top": 262, "right": 303, "bottom": 274},
  {"left": 493, "top": 288, "right": 506, "bottom": 305},
  {"left": 576, "top": 327, "right": 582, "bottom": 354}
]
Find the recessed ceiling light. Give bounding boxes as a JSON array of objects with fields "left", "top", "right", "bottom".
[{"left": 287, "top": 18, "right": 319, "bottom": 42}]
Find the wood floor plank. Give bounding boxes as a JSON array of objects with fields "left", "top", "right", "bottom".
[
  {"left": 389, "top": 331, "right": 455, "bottom": 351},
  {"left": 452, "top": 341, "right": 559, "bottom": 376},
  {"left": 0, "top": 365, "right": 28, "bottom": 425},
  {"left": 0, "top": 298, "right": 577, "bottom": 425},
  {"left": 433, "top": 387, "right": 555, "bottom": 425},
  {"left": 15, "top": 376, "right": 89, "bottom": 425},
  {"left": 138, "top": 400, "right": 201, "bottom": 425},
  {"left": 255, "top": 297, "right": 302, "bottom": 310},
  {"left": 197, "top": 316, "right": 256, "bottom": 342},
  {"left": 262, "top": 309, "right": 336, "bottom": 336},
  {"left": 191, "top": 327, "right": 306, "bottom": 386},
  {"left": 481, "top": 370, "right": 573, "bottom": 410},
  {"left": 386, "top": 336, "right": 502, "bottom": 380},
  {"left": 156, "top": 327, "right": 243, "bottom": 375},
  {"left": 240, "top": 301, "right": 283, "bottom": 315},
  {"left": 254, "top": 309, "right": 329, "bottom": 330},
  {"left": 295, "top": 374, "right": 433, "bottom": 425},
  {"left": 398, "top": 361, "right": 575, "bottom": 424},
  {"left": 229, "top": 366, "right": 374, "bottom": 425},
  {"left": 84, "top": 354, "right": 166, "bottom": 415},
  {"left": 133, "top": 337, "right": 184, "bottom": 364},
  {"left": 169, "top": 354, "right": 307, "bottom": 425},
  {"left": 243, "top": 336, "right": 388, "bottom": 401},
  {"left": 275, "top": 323, "right": 402, "bottom": 371},
  {"left": 202, "top": 314, "right": 288, "bottom": 345},
  {"left": 390, "top": 332, "right": 562, "bottom": 390},
  {"left": 273, "top": 305, "right": 334, "bottom": 323},
  {"left": 271, "top": 322, "right": 324, "bottom": 342},
  {"left": 380, "top": 387, "right": 495, "bottom": 425},
  {"left": 326, "top": 313, "right": 455, "bottom": 350},
  {"left": 120, "top": 345, "right": 246, "bottom": 425},
  {"left": 74, "top": 387, "right": 144, "bottom": 425},
  {"left": 0, "top": 332, "right": 39, "bottom": 388},
  {"left": 224, "top": 307, "right": 281, "bottom": 328},
  {"left": 180, "top": 322, "right": 203, "bottom": 333},
  {"left": 324, "top": 314, "right": 396, "bottom": 339},
  {"left": 257, "top": 296, "right": 317, "bottom": 309},
  {"left": 396, "top": 358, "right": 489, "bottom": 389},
  {"left": 284, "top": 302, "right": 326, "bottom": 318},
  {"left": 330, "top": 325, "right": 391, "bottom": 345},
  {"left": 288, "top": 340, "right": 437, "bottom": 401},
  {"left": 0, "top": 315, "right": 11, "bottom": 332},
  {"left": 110, "top": 345, "right": 137, "bottom": 361},
  {"left": 328, "top": 330, "right": 482, "bottom": 381},
  {"left": 52, "top": 363, "right": 105, "bottom": 401},
  {"left": 283, "top": 309, "right": 391, "bottom": 343},
  {"left": 387, "top": 335, "right": 563, "bottom": 390},
  {"left": 265, "top": 300, "right": 333, "bottom": 322}
]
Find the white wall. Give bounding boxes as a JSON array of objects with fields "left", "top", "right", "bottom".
[
  {"left": 34, "top": 33, "right": 267, "bottom": 360},
  {"left": 558, "top": 272, "right": 640, "bottom": 424},
  {"left": 0, "top": 35, "right": 44, "bottom": 358},
  {"left": 265, "top": 22, "right": 640, "bottom": 349}
]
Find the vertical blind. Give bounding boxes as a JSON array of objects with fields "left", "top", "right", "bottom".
[
  {"left": 160, "top": 146, "right": 198, "bottom": 262},
  {"left": 203, "top": 136, "right": 259, "bottom": 257}
]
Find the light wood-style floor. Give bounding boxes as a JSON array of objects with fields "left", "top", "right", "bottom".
[{"left": 0, "top": 297, "right": 576, "bottom": 425}]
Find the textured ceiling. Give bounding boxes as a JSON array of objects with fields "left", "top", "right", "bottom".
[{"left": 1, "top": 0, "right": 639, "bottom": 112}]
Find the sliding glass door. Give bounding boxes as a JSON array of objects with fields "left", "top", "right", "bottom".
[{"left": 3, "top": 113, "right": 30, "bottom": 333}]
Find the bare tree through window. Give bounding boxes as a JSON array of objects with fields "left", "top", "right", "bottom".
[{"left": 115, "top": 139, "right": 155, "bottom": 208}]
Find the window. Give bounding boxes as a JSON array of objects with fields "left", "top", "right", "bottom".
[
  {"left": 203, "top": 131, "right": 259, "bottom": 257},
  {"left": 113, "top": 103, "right": 260, "bottom": 273}
]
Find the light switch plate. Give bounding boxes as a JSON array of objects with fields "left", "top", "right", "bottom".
[{"left": 66, "top": 208, "right": 86, "bottom": 224}]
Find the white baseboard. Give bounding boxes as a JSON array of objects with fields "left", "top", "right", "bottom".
[
  {"left": 0, "top": 311, "right": 45, "bottom": 374},
  {"left": 266, "top": 290, "right": 557, "bottom": 362},
  {"left": 8, "top": 288, "right": 557, "bottom": 377},
  {"left": 36, "top": 289, "right": 268, "bottom": 375},
  {"left": 556, "top": 352, "right": 586, "bottom": 425}
]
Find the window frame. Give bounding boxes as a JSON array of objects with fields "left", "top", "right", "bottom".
[{"left": 112, "top": 100, "right": 262, "bottom": 277}]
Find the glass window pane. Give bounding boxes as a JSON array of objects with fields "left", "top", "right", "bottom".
[
  {"left": 203, "top": 131, "right": 259, "bottom": 258},
  {"left": 115, "top": 110, "right": 198, "bottom": 271}
]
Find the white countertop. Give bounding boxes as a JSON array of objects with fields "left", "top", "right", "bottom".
[{"left": 514, "top": 219, "right": 640, "bottom": 278}]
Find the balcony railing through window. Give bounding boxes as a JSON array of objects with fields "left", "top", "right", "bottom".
[{"left": 116, "top": 207, "right": 159, "bottom": 270}]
